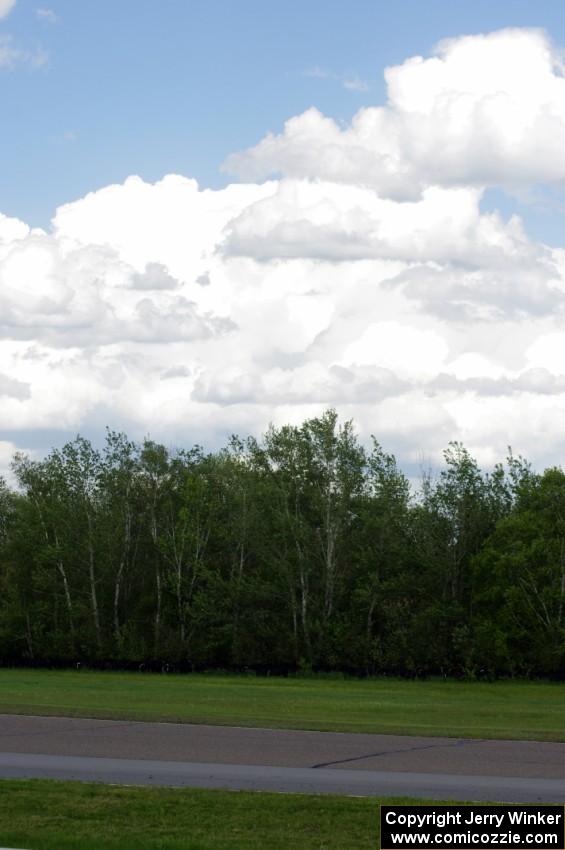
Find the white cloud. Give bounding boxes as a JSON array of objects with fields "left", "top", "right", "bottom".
[
  {"left": 5, "top": 28, "right": 565, "bottom": 472},
  {"left": 225, "top": 29, "right": 565, "bottom": 197},
  {"left": 341, "top": 322, "right": 448, "bottom": 377},
  {"left": 0, "top": 0, "right": 15, "bottom": 20},
  {"left": 0, "top": 212, "right": 29, "bottom": 244},
  {"left": 36, "top": 7, "right": 57, "bottom": 23},
  {"left": 301, "top": 67, "right": 370, "bottom": 91},
  {"left": 0, "top": 34, "right": 48, "bottom": 70},
  {"left": 2, "top": 165, "right": 565, "bottom": 470},
  {"left": 302, "top": 66, "right": 331, "bottom": 79},
  {"left": 222, "top": 181, "right": 532, "bottom": 265},
  {"left": 0, "top": 372, "right": 30, "bottom": 399},
  {"left": 343, "top": 75, "right": 369, "bottom": 92},
  {"left": 526, "top": 333, "right": 565, "bottom": 374}
]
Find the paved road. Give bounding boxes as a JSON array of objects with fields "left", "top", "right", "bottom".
[
  {"left": 1, "top": 714, "right": 565, "bottom": 801},
  {"left": 3, "top": 752, "right": 565, "bottom": 802}
]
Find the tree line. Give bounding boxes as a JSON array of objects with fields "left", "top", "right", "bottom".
[{"left": 0, "top": 410, "right": 564, "bottom": 678}]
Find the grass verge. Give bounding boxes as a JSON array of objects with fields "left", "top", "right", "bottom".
[
  {"left": 1, "top": 669, "right": 565, "bottom": 740},
  {"left": 0, "top": 779, "right": 417, "bottom": 850}
]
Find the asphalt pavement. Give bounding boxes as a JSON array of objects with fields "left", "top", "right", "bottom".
[{"left": 1, "top": 714, "right": 564, "bottom": 801}]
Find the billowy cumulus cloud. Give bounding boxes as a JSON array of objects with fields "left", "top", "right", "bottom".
[
  {"left": 4, "top": 27, "right": 565, "bottom": 476},
  {"left": 225, "top": 29, "right": 565, "bottom": 195}
]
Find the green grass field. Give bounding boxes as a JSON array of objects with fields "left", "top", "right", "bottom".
[
  {"left": 0, "top": 779, "right": 407, "bottom": 850},
  {"left": 1, "top": 668, "right": 565, "bottom": 739}
]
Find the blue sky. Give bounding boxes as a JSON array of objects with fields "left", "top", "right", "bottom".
[
  {"left": 3, "top": 0, "right": 565, "bottom": 242},
  {"left": 4, "top": 1, "right": 565, "bottom": 477}
]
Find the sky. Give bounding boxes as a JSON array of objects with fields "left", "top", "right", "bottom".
[{"left": 3, "top": 0, "right": 565, "bottom": 479}]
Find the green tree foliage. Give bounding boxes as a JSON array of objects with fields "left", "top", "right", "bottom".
[
  {"left": 0, "top": 412, "right": 562, "bottom": 676},
  {"left": 473, "top": 466, "right": 565, "bottom": 675}
]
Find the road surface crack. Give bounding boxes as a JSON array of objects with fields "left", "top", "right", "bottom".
[{"left": 311, "top": 738, "right": 472, "bottom": 769}]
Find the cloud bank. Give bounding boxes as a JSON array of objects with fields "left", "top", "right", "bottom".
[{"left": 3, "top": 27, "right": 565, "bottom": 475}]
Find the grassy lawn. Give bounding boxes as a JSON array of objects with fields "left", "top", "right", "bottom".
[
  {"left": 1, "top": 669, "right": 565, "bottom": 740},
  {"left": 0, "top": 779, "right": 405, "bottom": 850}
]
